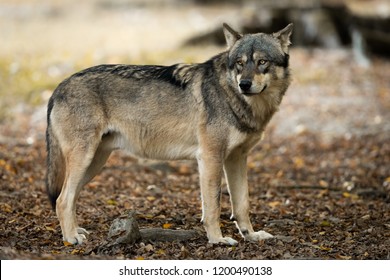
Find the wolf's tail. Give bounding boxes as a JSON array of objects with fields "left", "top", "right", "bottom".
[{"left": 45, "top": 98, "right": 65, "bottom": 210}]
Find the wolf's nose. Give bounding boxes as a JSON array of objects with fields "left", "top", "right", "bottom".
[{"left": 239, "top": 80, "right": 252, "bottom": 91}]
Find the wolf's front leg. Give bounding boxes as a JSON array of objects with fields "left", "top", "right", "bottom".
[
  {"left": 197, "top": 150, "right": 238, "bottom": 246},
  {"left": 224, "top": 149, "right": 273, "bottom": 242}
]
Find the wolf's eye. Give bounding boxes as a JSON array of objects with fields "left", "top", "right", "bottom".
[
  {"left": 236, "top": 60, "right": 243, "bottom": 66},
  {"left": 258, "top": 59, "right": 267, "bottom": 65}
]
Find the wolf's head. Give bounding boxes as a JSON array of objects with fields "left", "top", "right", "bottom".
[{"left": 223, "top": 23, "right": 293, "bottom": 96}]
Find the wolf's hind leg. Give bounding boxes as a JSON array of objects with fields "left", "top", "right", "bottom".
[
  {"left": 80, "top": 135, "right": 114, "bottom": 187},
  {"left": 56, "top": 142, "right": 102, "bottom": 245}
]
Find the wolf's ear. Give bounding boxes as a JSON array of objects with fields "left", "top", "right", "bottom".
[
  {"left": 223, "top": 23, "right": 242, "bottom": 48},
  {"left": 273, "top": 23, "right": 293, "bottom": 53}
]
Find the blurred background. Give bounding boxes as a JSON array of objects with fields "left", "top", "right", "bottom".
[{"left": 0, "top": 0, "right": 389, "bottom": 144}]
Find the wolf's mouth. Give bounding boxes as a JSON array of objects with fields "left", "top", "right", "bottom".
[
  {"left": 242, "top": 85, "right": 267, "bottom": 96},
  {"left": 259, "top": 85, "right": 267, "bottom": 93}
]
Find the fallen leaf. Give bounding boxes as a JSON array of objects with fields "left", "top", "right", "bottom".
[
  {"left": 63, "top": 241, "right": 73, "bottom": 246},
  {"left": 178, "top": 165, "right": 192, "bottom": 174},
  {"left": 317, "top": 189, "right": 328, "bottom": 198},
  {"left": 342, "top": 192, "right": 359, "bottom": 200},
  {"left": 293, "top": 157, "right": 305, "bottom": 169},
  {"left": 0, "top": 203, "right": 12, "bottom": 213},
  {"left": 247, "top": 161, "right": 256, "bottom": 169},
  {"left": 123, "top": 201, "right": 132, "bottom": 209},
  {"left": 163, "top": 223, "right": 173, "bottom": 229},
  {"left": 337, "top": 254, "right": 352, "bottom": 260},
  {"left": 268, "top": 201, "right": 281, "bottom": 208},
  {"left": 156, "top": 249, "right": 165, "bottom": 255},
  {"left": 106, "top": 199, "right": 118, "bottom": 206},
  {"left": 319, "top": 245, "right": 332, "bottom": 251},
  {"left": 45, "top": 226, "right": 56, "bottom": 232},
  {"left": 71, "top": 248, "right": 84, "bottom": 255},
  {"left": 145, "top": 244, "right": 154, "bottom": 252},
  {"left": 320, "top": 220, "right": 331, "bottom": 227},
  {"left": 319, "top": 180, "right": 329, "bottom": 188}
]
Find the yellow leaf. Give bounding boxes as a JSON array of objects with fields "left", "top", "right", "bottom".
[
  {"left": 1, "top": 203, "right": 12, "bottom": 213},
  {"left": 106, "top": 199, "right": 117, "bottom": 206},
  {"left": 342, "top": 192, "right": 359, "bottom": 200},
  {"left": 293, "top": 157, "right": 305, "bottom": 169},
  {"left": 342, "top": 192, "right": 351, "bottom": 198},
  {"left": 0, "top": 160, "right": 16, "bottom": 174},
  {"left": 135, "top": 256, "right": 145, "bottom": 260},
  {"left": 139, "top": 214, "right": 154, "bottom": 220},
  {"left": 45, "top": 226, "right": 56, "bottom": 232},
  {"left": 163, "top": 223, "right": 173, "bottom": 229},
  {"left": 268, "top": 201, "right": 281, "bottom": 208},
  {"left": 320, "top": 245, "right": 332, "bottom": 251},
  {"left": 157, "top": 249, "right": 165, "bottom": 255},
  {"left": 63, "top": 241, "right": 73, "bottom": 246},
  {"left": 320, "top": 220, "right": 331, "bottom": 227},
  {"left": 146, "top": 196, "right": 156, "bottom": 202},
  {"left": 178, "top": 165, "right": 191, "bottom": 174},
  {"left": 337, "top": 254, "right": 352, "bottom": 260},
  {"left": 247, "top": 162, "right": 256, "bottom": 169},
  {"left": 319, "top": 180, "right": 329, "bottom": 188},
  {"left": 71, "top": 248, "right": 84, "bottom": 255}
]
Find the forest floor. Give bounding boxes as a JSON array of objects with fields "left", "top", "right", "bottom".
[{"left": 0, "top": 0, "right": 389, "bottom": 260}]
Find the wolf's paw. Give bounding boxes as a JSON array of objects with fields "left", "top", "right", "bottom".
[
  {"left": 209, "top": 236, "right": 238, "bottom": 246},
  {"left": 64, "top": 228, "right": 89, "bottom": 245},
  {"left": 245, "top": 230, "right": 273, "bottom": 242}
]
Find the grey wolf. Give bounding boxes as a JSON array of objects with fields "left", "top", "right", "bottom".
[{"left": 46, "top": 23, "right": 293, "bottom": 245}]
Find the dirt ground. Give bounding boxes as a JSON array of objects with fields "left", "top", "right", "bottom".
[{"left": 0, "top": 0, "right": 389, "bottom": 260}]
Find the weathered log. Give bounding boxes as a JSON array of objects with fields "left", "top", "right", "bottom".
[
  {"left": 140, "top": 228, "right": 200, "bottom": 242},
  {"left": 108, "top": 211, "right": 200, "bottom": 244},
  {"left": 108, "top": 211, "right": 142, "bottom": 245}
]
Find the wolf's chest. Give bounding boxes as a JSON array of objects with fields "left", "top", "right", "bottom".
[{"left": 226, "top": 127, "right": 263, "bottom": 155}]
